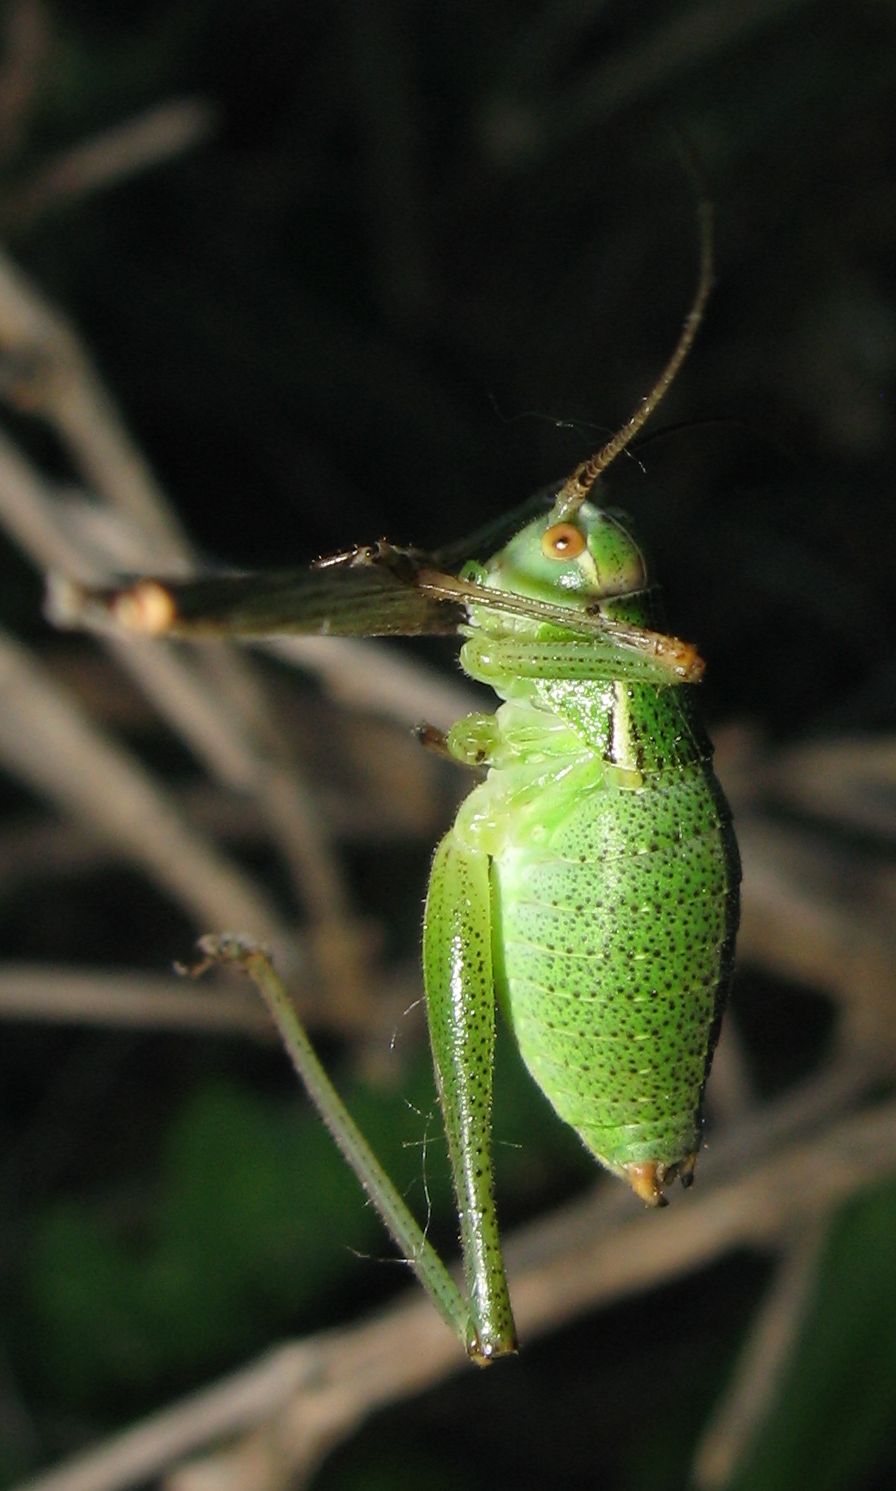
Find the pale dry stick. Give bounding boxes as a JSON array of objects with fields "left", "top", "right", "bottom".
[
  {"left": 0, "top": 425, "right": 273, "bottom": 789},
  {"left": 0, "top": 958, "right": 423, "bottom": 1042},
  {"left": 40, "top": 514, "right": 467, "bottom": 1016},
  {"left": 736, "top": 817, "right": 895, "bottom": 1034},
  {"left": 266, "top": 635, "right": 477, "bottom": 736},
  {"left": 0, "top": 783, "right": 884, "bottom": 1049},
  {"left": 0, "top": 796, "right": 273, "bottom": 893},
  {"left": 0, "top": 422, "right": 282, "bottom": 794},
  {"left": 0, "top": 428, "right": 122, "bottom": 577},
  {"left": 7, "top": 99, "right": 216, "bottom": 228},
  {"left": 14, "top": 1095, "right": 896, "bottom": 1491},
  {"left": 0, "top": 0, "right": 48, "bottom": 165},
  {"left": 0, "top": 430, "right": 358, "bottom": 849},
  {"left": 0, "top": 248, "right": 187, "bottom": 556},
  {"left": 0, "top": 250, "right": 365, "bottom": 995},
  {"left": 0, "top": 964, "right": 272, "bottom": 1039},
  {"left": 0, "top": 750, "right": 437, "bottom": 891},
  {"left": 261, "top": 1094, "right": 896, "bottom": 1491},
  {"left": 0, "top": 414, "right": 368, "bottom": 1014},
  {"left": 0, "top": 626, "right": 291, "bottom": 947},
  {"left": 767, "top": 735, "right": 896, "bottom": 839},
  {"left": 132, "top": 649, "right": 374, "bottom": 1021},
  {"left": 106, "top": 633, "right": 283, "bottom": 794},
  {"left": 692, "top": 1219, "right": 829, "bottom": 1491}
]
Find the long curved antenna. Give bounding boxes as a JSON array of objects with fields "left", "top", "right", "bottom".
[{"left": 550, "top": 197, "right": 714, "bottom": 522}]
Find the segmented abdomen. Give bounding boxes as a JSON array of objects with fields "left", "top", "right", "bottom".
[{"left": 490, "top": 766, "right": 739, "bottom": 1175}]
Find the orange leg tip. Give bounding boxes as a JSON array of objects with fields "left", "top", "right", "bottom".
[
  {"left": 468, "top": 1333, "right": 519, "bottom": 1367},
  {"left": 625, "top": 1161, "right": 668, "bottom": 1208}
]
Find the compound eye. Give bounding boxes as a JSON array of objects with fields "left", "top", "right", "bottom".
[{"left": 541, "top": 522, "right": 586, "bottom": 560}]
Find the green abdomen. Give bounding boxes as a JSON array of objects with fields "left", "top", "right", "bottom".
[{"left": 491, "top": 762, "right": 738, "bottom": 1176}]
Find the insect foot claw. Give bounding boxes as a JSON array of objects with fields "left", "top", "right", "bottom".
[
  {"left": 414, "top": 722, "right": 450, "bottom": 757},
  {"left": 468, "top": 1330, "right": 519, "bottom": 1367},
  {"left": 176, "top": 933, "right": 271, "bottom": 979},
  {"left": 678, "top": 1151, "right": 699, "bottom": 1188},
  {"left": 624, "top": 1161, "right": 669, "bottom": 1208}
]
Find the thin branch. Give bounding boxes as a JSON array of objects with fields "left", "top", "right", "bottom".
[
  {"left": 692, "top": 1220, "right": 828, "bottom": 1490},
  {"left": 212, "top": 1094, "right": 896, "bottom": 1491},
  {"left": 0, "top": 429, "right": 123, "bottom": 578},
  {"left": 0, "top": 410, "right": 265, "bottom": 791},
  {"left": 735, "top": 816, "right": 895, "bottom": 1030},
  {"left": 0, "top": 764, "right": 439, "bottom": 891},
  {"left": 0, "top": 416, "right": 373, "bottom": 1011},
  {"left": 0, "top": 0, "right": 48, "bottom": 165},
  {"left": 6, "top": 99, "right": 216, "bottom": 229},
  {"left": 0, "top": 241, "right": 291, "bottom": 788},
  {"left": 14, "top": 1093, "right": 895, "bottom": 1491},
  {"left": 766, "top": 734, "right": 896, "bottom": 838},
  {"left": 0, "top": 963, "right": 272, "bottom": 1039},
  {"left": 10, "top": 1344, "right": 315, "bottom": 1491},
  {"left": 265, "top": 635, "right": 477, "bottom": 735},
  {"left": 0, "top": 956, "right": 422, "bottom": 1044},
  {"left": 0, "top": 626, "right": 293, "bottom": 949},
  {"left": 0, "top": 248, "right": 188, "bottom": 555}
]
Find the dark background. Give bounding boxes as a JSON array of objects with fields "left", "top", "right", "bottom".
[
  {"left": 6, "top": 2, "right": 895, "bottom": 726},
  {"left": 0, "top": 3, "right": 894, "bottom": 1489}
]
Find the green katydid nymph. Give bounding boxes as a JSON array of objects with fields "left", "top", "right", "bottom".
[{"left": 57, "top": 205, "right": 739, "bottom": 1363}]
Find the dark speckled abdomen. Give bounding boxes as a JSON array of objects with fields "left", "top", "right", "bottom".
[{"left": 490, "top": 761, "right": 739, "bottom": 1178}]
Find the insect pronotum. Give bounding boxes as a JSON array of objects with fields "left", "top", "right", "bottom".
[{"left": 57, "top": 201, "right": 740, "bottom": 1363}]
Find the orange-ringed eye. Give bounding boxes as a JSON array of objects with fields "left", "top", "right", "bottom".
[{"left": 541, "top": 522, "right": 586, "bottom": 560}]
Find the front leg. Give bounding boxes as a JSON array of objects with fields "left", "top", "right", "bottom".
[
  {"left": 416, "top": 713, "right": 502, "bottom": 769},
  {"left": 423, "top": 830, "right": 517, "bottom": 1362},
  {"left": 461, "top": 630, "right": 703, "bottom": 686}
]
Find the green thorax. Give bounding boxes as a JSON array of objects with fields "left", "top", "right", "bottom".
[{"left": 458, "top": 496, "right": 713, "bottom": 779}]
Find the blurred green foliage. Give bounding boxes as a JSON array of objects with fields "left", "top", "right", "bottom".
[
  {"left": 22, "top": 1046, "right": 586, "bottom": 1412},
  {"left": 28, "top": 1076, "right": 409, "bottom": 1401},
  {"left": 729, "top": 1179, "right": 896, "bottom": 1491}
]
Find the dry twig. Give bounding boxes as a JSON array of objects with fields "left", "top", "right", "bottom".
[
  {"left": 0, "top": 0, "right": 48, "bottom": 165},
  {"left": 0, "top": 964, "right": 271, "bottom": 1039},
  {"left": 6, "top": 100, "right": 216, "bottom": 229},
  {"left": 12, "top": 1092, "right": 895, "bottom": 1491},
  {"left": 0, "top": 625, "right": 291, "bottom": 946},
  {"left": 0, "top": 250, "right": 377, "bottom": 1016},
  {"left": 692, "top": 1219, "right": 828, "bottom": 1490}
]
